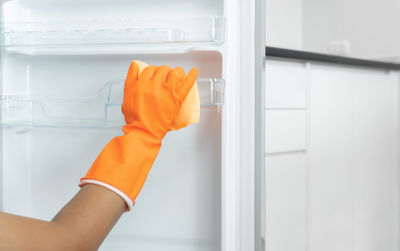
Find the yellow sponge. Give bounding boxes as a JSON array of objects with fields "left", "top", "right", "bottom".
[{"left": 133, "top": 60, "right": 200, "bottom": 130}]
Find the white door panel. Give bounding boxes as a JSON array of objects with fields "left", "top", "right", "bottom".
[
  {"left": 265, "top": 60, "right": 307, "bottom": 108},
  {"left": 265, "top": 110, "right": 306, "bottom": 154},
  {"left": 265, "top": 153, "right": 307, "bottom": 251},
  {"left": 265, "top": 60, "right": 400, "bottom": 251}
]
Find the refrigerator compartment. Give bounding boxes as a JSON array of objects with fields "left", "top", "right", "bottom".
[
  {"left": 0, "top": 50, "right": 223, "bottom": 250},
  {"left": 1, "top": 107, "right": 222, "bottom": 251},
  {"left": 0, "top": 17, "right": 225, "bottom": 48},
  {"left": 1, "top": 0, "right": 224, "bottom": 23},
  {"left": 0, "top": 78, "right": 225, "bottom": 128},
  {"left": 1, "top": 0, "right": 228, "bottom": 250}
]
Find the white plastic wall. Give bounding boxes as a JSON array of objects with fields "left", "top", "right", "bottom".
[
  {"left": 266, "top": 0, "right": 303, "bottom": 50},
  {"left": 2, "top": 0, "right": 223, "bottom": 22},
  {"left": 0, "top": 0, "right": 227, "bottom": 250}
]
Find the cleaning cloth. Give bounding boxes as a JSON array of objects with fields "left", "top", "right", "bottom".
[{"left": 133, "top": 60, "right": 200, "bottom": 130}]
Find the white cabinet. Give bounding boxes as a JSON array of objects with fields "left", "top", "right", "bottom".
[
  {"left": 265, "top": 152, "right": 307, "bottom": 251},
  {"left": 265, "top": 59, "right": 400, "bottom": 251},
  {"left": 309, "top": 65, "right": 399, "bottom": 251},
  {"left": 265, "top": 110, "right": 306, "bottom": 154},
  {"left": 265, "top": 60, "right": 307, "bottom": 108},
  {"left": 265, "top": 60, "right": 307, "bottom": 154}
]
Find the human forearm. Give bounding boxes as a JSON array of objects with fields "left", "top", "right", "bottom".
[
  {"left": 0, "top": 212, "right": 62, "bottom": 251},
  {"left": 0, "top": 185, "right": 125, "bottom": 251}
]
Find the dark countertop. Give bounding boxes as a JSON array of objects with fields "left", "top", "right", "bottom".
[{"left": 266, "top": 46, "right": 400, "bottom": 70}]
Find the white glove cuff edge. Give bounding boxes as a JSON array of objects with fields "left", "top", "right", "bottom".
[{"left": 79, "top": 179, "right": 134, "bottom": 211}]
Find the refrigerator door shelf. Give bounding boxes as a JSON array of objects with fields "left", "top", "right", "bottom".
[
  {"left": 0, "top": 78, "right": 225, "bottom": 128},
  {"left": 0, "top": 16, "right": 225, "bottom": 48}
]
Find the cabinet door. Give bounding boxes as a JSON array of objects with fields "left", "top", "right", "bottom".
[{"left": 265, "top": 59, "right": 400, "bottom": 251}]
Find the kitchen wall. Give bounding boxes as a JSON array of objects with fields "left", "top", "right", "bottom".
[
  {"left": 266, "top": 0, "right": 303, "bottom": 50},
  {"left": 267, "top": 0, "right": 400, "bottom": 61},
  {"left": 303, "top": 0, "right": 400, "bottom": 60}
]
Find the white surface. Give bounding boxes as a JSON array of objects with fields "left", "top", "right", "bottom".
[
  {"left": 265, "top": 110, "right": 306, "bottom": 154},
  {"left": 303, "top": 0, "right": 400, "bottom": 59},
  {"left": 352, "top": 72, "right": 399, "bottom": 251},
  {"left": 1, "top": 0, "right": 223, "bottom": 22},
  {"left": 265, "top": 152, "right": 307, "bottom": 251},
  {"left": 0, "top": 78, "right": 225, "bottom": 128},
  {"left": 266, "top": 0, "right": 303, "bottom": 50},
  {"left": 0, "top": 17, "right": 225, "bottom": 47},
  {"left": 265, "top": 59, "right": 400, "bottom": 251},
  {"left": 0, "top": 51, "right": 223, "bottom": 250},
  {"left": 267, "top": 0, "right": 400, "bottom": 60},
  {"left": 2, "top": 111, "right": 222, "bottom": 251},
  {"left": 219, "top": 1, "right": 258, "bottom": 250},
  {"left": 0, "top": 0, "right": 227, "bottom": 248},
  {"left": 265, "top": 60, "right": 307, "bottom": 108},
  {"left": 237, "top": 0, "right": 256, "bottom": 250},
  {"left": 308, "top": 65, "right": 357, "bottom": 251},
  {"left": 309, "top": 64, "right": 399, "bottom": 251},
  {"left": 1, "top": 1, "right": 225, "bottom": 54},
  {"left": 0, "top": 0, "right": 259, "bottom": 250}
]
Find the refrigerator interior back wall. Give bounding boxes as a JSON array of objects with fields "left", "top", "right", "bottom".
[{"left": 0, "top": 0, "right": 232, "bottom": 250}]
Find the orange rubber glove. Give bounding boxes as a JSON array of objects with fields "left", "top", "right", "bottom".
[{"left": 79, "top": 62, "right": 198, "bottom": 210}]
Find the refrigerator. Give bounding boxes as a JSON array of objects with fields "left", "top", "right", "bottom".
[{"left": 0, "top": 0, "right": 265, "bottom": 250}]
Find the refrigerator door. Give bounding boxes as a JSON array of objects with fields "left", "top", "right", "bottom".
[
  {"left": 0, "top": 0, "right": 257, "bottom": 250},
  {"left": 254, "top": 0, "right": 266, "bottom": 250}
]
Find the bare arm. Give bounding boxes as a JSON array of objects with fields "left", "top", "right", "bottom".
[{"left": 0, "top": 184, "right": 125, "bottom": 251}]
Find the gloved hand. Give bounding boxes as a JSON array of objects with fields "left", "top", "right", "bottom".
[{"left": 80, "top": 62, "right": 198, "bottom": 210}]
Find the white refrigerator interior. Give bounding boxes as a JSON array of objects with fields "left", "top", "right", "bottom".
[{"left": 0, "top": 0, "right": 240, "bottom": 250}]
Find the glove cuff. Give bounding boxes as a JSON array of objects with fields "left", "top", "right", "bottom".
[
  {"left": 79, "top": 178, "right": 134, "bottom": 211},
  {"left": 80, "top": 132, "right": 162, "bottom": 211}
]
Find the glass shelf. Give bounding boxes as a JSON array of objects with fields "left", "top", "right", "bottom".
[
  {"left": 0, "top": 78, "right": 225, "bottom": 128},
  {"left": 0, "top": 17, "right": 225, "bottom": 48}
]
